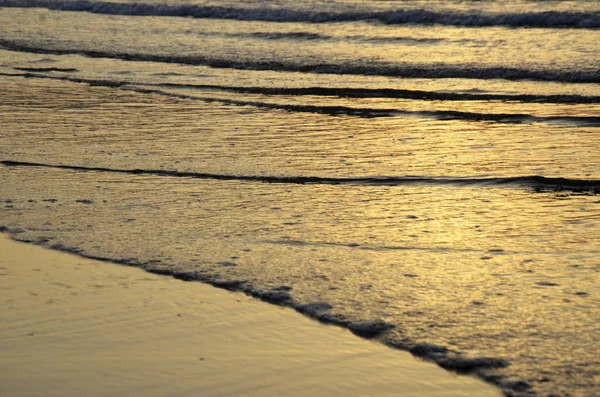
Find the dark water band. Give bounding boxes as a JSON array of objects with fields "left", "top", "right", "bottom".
[{"left": 0, "top": 0, "right": 598, "bottom": 28}]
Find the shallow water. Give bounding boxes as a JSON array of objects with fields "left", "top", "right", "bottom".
[
  {"left": 1, "top": 1, "right": 599, "bottom": 395},
  {"left": 1, "top": 235, "right": 502, "bottom": 397}
]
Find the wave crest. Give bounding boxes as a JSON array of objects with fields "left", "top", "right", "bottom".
[
  {"left": 0, "top": 0, "right": 599, "bottom": 29},
  {"left": 2, "top": 39, "right": 599, "bottom": 84},
  {"left": 2, "top": 160, "right": 599, "bottom": 193}
]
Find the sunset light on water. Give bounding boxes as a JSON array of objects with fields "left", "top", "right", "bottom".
[{"left": 1, "top": 1, "right": 599, "bottom": 396}]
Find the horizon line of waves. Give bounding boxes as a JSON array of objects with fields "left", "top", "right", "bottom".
[
  {"left": 5, "top": 71, "right": 600, "bottom": 104},
  {"left": 2, "top": 161, "right": 599, "bottom": 193},
  {"left": 0, "top": 0, "right": 598, "bottom": 29},
  {"left": 1, "top": 40, "right": 598, "bottom": 84}
]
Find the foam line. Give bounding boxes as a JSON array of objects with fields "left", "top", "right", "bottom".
[
  {"left": 1, "top": 39, "right": 598, "bottom": 83},
  {"left": 0, "top": 0, "right": 598, "bottom": 28},
  {"left": 2, "top": 161, "right": 598, "bottom": 192}
]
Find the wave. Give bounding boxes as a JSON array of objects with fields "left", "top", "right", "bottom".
[
  {"left": 172, "top": 29, "right": 456, "bottom": 45},
  {"left": 0, "top": 225, "right": 524, "bottom": 395},
  {"left": 6, "top": 71, "right": 598, "bottom": 105},
  {"left": 158, "top": 83, "right": 600, "bottom": 105},
  {"left": 14, "top": 66, "right": 79, "bottom": 72},
  {"left": 2, "top": 40, "right": 599, "bottom": 84},
  {"left": 115, "top": 29, "right": 445, "bottom": 45},
  {"left": 0, "top": 0, "right": 598, "bottom": 29},
  {"left": 2, "top": 160, "right": 599, "bottom": 193},
  {"left": 3, "top": 72, "right": 598, "bottom": 125},
  {"left": 346, "top": 35, "right": 445, "bottom": 44},
  {"left": 132, "top": 87, "right": 600, "bottom": 125},
  {"left": 236, "top": 32, "right": 330, "bottom": 41},
  {"left": 227, "top": 32, "right": 444, "bottom": 45},
  {"left": 4, "top": 72, "right": 597, "bottom": 125}
]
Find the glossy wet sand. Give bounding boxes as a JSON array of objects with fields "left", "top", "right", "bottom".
[{"left": 0, "top": 235, "right": 500, "bottom": 397}]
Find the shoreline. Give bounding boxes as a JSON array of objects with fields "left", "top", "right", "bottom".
[{"left": 0, "top": 234, "right": 501, "bottom": 397}]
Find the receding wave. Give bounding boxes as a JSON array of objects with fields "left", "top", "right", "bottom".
[
  {"left": 1, "top": 39, "right": 599, "bottom": 84},
  {"left": 5, "top": 71, "right": 598, "bottom": 105},
  {"left": 0, "top": 0, "right": 598, "bottom": 29},
  {"left": 0, "top": 224, "right": 517, "bottom": 393},
  {"left": 2, "top": 160, "right": 599, "bottom": 193}
]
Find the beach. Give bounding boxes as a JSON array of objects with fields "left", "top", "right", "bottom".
[
  {"left": 0, "top": 234, "right": 500, "bottom": 397},
  {"left": 1, "top": 1, "right": 599, "bottom": 395}
]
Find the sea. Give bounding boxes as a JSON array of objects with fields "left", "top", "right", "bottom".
[{"left": 0, "top": 1, "right": 599, "bottom": 396}]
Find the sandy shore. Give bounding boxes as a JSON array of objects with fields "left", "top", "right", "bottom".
[{"left": 0, "top": 234, "right": 500, "bottom": 397}]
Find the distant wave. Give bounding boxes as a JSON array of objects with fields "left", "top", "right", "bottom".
[
  {"left": 2, "top": 161, "right": 599, "bottom": 193},
  {"left": 14, "top": 66, "right": 79, "bottom": 72},
  {"left": 129, "top": 86, "right": 600, "bottom": 126},
  {"left": 7, "top": 70, "right": 598, "bottom": 104},
  {"left": 237, "top": 32, "right": 330, "bottom": 41},
  {"left": 159, "top": 83, "right": 600, "bottom": 104},
  {"left": 168, "top": 29, "right": 452, "bottom": 45},
  {"left": 227, "top": 32, "right": 445, "bottom": 45},
  {"left": 2, "top": 40, "right": 599, "bottom": 84},
  {"left": 0, "top": 0, "right": 598, "bottom": 28},
  {"left": 3, "top": 72, "right": 598, "bottom": 125}
]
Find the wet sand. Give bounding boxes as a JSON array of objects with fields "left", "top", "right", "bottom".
[{"left": 0, "top": 234, "right": 500, "bottom": 397}]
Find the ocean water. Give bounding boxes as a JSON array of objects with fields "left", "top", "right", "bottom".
[{"left": 0, "top": 1, "right": 599, "bottom": 396}]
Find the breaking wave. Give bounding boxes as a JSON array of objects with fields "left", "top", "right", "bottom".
[{"left": 0, "top": 0, "right": 598, "bottom": 29}]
